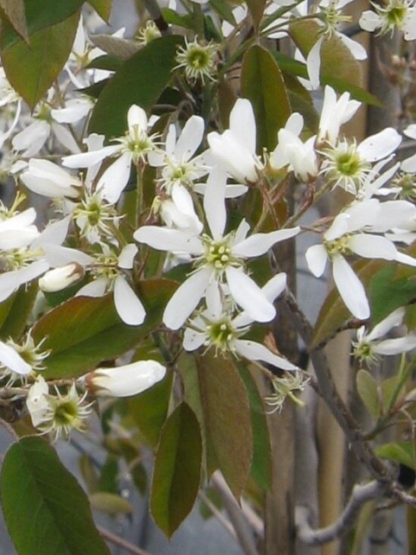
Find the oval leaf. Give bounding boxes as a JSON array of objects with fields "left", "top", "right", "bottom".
[
  {"left": 197, "top": 353, "right": 252, "bottom": 499},
  {"left": 241, "top": 44, "right": 291, "bottom": 152},
  {"left": 88, "top": 35, "right": 183, "bottom": 138},
  {"left": 150, "top": 402, "right": 202, "bottom": 537},
  {"left": 0, "top": 0, "right": 28, "bottom": 42},
  {"left": 0, "top": 436, "right": 110, "bottom": 555},
  {"left": 90, "top": 492, "right": 133, "bottom": 515},
  {"left": 1, "top": 10, "right": 79, "bottom": 108},
  {"left": 0, "top": 0, "right": 84, "bottom": 51},
  {"left": 356, "top": 369, "right": 380, "bottom": 419},
  {"left": 32, "top": 279, "right": 178, "bottom": 379}
]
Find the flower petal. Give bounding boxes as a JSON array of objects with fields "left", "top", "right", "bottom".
[
  {"left": 229, "top": 99, "right": 256, "bottom": 154},
  {"left": 134, "top": 227, "right": 203, "bottom": 255},
  {"left": 163, "top": 267, "right": 212, "bottom": 330},
  {"left": 305, "top": 244, "right": 328, "bottom": 277},
  {"left": 175, "top": 115, "right": 204, "bottom": 161},
  {"left": 97, "top": 152, "right": 132, "bottom": 204},
  {"left": 204, "top": 168, "right": 227, "bottom": 240},
  {"left": 226, "top": 266, "right": 275, "bottom": 322},
  {"left": 233, "top": 227, "right": 300, "bottom": 258},
  {"left": 114, "top": 276, "right": 146, "bottom": 326},
  {"left": 234, "top": 339, "right": 298, "bottom": 370},
  {"left": 332, "top": 255, "right": 370, "bottom": 319},
  {"left": 348, "top": 234, "right": 397, "bottom": 260},
  {"left": 374, "top": 337, "right": 416, "bottom": 355},
  {"left": 358, "top": 128, "right": 402, "bottom": 162},
  {"left": 0, "top": 341, "right": 32, "bottom": 375},
  {"left": 366, "top": 307, "right": 405, "bottom": 342}
]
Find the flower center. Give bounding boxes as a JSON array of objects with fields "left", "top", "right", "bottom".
[
  {"left": 324, "top": 235, "right": 352, "bottom": 257},
  {"left": 201, "top": 235, "right": 240, "bottom": 274},
  {"left": 319, "top": 1, "right": 352, "bottom": 37},
  {"left": 321, "top": 141, "right": 372, "bottom": 194},
  {"left": 175, "top": 39, "right": 218, "bottom": 83}
]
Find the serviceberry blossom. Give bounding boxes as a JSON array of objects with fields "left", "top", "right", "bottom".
[
  {"left": 359, "top": 0, "right": 416, "bottom": 40},
  {"left": 63, "top": 105, "right": 160, "bottom": 203},
  {"left": 208, "top": 99, "right": 263, "bottom": 184},
  {"left": 353, "top": 307, "right": 416, "bottom": 363},
  {"left": 306, "top": 199, "right": 416, "bottom": 319},
  {"left": 85, "top": 360, "right": 166, "bottom": 397},
  {"left": 183, "top": 273, "right": 298, "bottom": 371},
  {"left": 135, "top": 169, "right": 300, "bottom": 329}
]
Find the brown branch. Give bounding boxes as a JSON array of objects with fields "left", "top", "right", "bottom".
[
  {"left": 98, "top": 525, "right": 153, "bottom": 555},
  {"left": 296, "top": 481, "right": 386, "bottom": 546}
]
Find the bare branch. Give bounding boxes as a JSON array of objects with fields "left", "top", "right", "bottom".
[
  {"left": 211, "top": 473, "right": 260, "bottom": 555},
  {"left": 296, "top": 481, "right": 386, "bottom": 546},
  {"left": 98, "top": 525, "right": 153, "bottom": 555}
]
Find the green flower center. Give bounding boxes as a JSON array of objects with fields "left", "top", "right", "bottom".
[
  {"left": 325, "top": 235, "right": 352, "bottom": 257},
  {"left": 206, "top": 320, "right": 235, "bottom": 351}
]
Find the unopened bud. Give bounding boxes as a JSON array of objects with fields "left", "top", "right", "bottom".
[
  {"left": 86, "top": 360, "right": 166, "bottom": 397},
  {"left": 39, "top": 263, "right": 84, "bottom": 292}
]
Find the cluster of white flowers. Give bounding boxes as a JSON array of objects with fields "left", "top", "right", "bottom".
[{"left": 0, "top": 2, "right": 415, "bottom": 436}]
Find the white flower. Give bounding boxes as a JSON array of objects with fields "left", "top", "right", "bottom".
[
  {"left": 26, "top": 376, "right": 50, "bottom": 427},
  {"left": 320, "top": 128, "right": 402, "bottom": 195},
  {"left": 184, "top": 273, "right": 298, "bottom": 371},
  {"left": 270, "top": 113, "right": 318, "bottom": 181},
  {"left": 12, "top": 100, "right": 82, "bottom": 157},
  {"left": 359, "top": 0, "right": 416, "bottom": 40},
  {"left": 318, "top": 86, "right": 361, "bottom": 144},
  {"left": 0, "top": 341, "right": 32, "bottom": 379},
  {"left": 305, "top": 0, "right": 367, "bottom": 89},
  {"left": 63, "top": 105, "right": 159, "bottom": 203},
  {"left": 353, "top": 307, "right": 416, "bottom": 362},
  {"left": 76, "top": 244, "right": 146, "bottom": 326},
  {"left": 207, "top": 99, "right": 263, "bottom": 184},
  {"left": 402, "top": 125, "right": 416, "bottom": 173},
  {"left": 86, "top": 360, "right": 166, "bottom": 397},
  {"left": 21, "top": 159, "right": 82, "bottom": 199},
  {"left": 135, "top": 170, "right": 300, "bottom": 329},
  {"left": 175, "top": 39, "right": 218, "bottom": 83},
  {"left": 305, "top": 199, "right": 416, "bottom": 319},
  {"left": 39, "top": 263, "right": 84, "bottom": 292}
]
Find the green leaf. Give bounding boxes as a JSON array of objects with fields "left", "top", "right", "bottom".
[
  {"left": 0, "top": 0, "right": 28, "bottom": 42},
  {"left": 128, "top": 371, "right": 173, "bottom": 448},
  {"left": 90, "top": 493, "right": 133, "bottom": 515},
  {"left": 31, "top": 279, "right": 177, "bottom": 379},
  {"left": 241, "top": 44, "right": 291, "bottom": 152},
  {"left": 0, "top": 436, "right": 110, "bottom": 555},
  {"left": 0, "top": 282, "right": 38, "bottom": 341},
  {"left": 272, "top": 50, "right": 382, "bottom": 107},
  {"left": 0, "top": 0, "right": 84, "bottom": 51},
  {"left": 161, "top": 8, "right": 195, "bottom": 30},
  {"left": 197, "top": 353, "right": 252, "bottom": 499},
  {"left": 237, "top": 363, "right": 272, "bottom": 490},
  {"left": 150, "top": 403, "right": 202, "bottom": 537},
  {"left": 356, "top": 369, "right": 380, "bottom": 419},
  {"left": 1, "top": 10, "right": 79, "bottom": 109},
  {"left": 290, "top": 20, "right": 362, "bottom": 88},
  {"left": 88, "top": 0, "right": 112, "bottom": 22},
  {"left": 88, "top": 35, "right": 183, "bottom": 138},
  {"left": 376, "top": 442, "right": 415, "bottom": 470},
  {"left": 246, "top": 0, "right": 266, "bottom": 30}
]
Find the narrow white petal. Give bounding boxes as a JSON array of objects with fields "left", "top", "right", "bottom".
[
  {"left": 114, "top": 276, "right": 146, "bottom": 326},
  {"left": 204, "top": 168, "right": 227, "bottom": 240},
  {"left": 325, "top": 213, "right": 350, "bottom": 240},
  {"left": 359, "top": 10, "right": 381, "bottom": 31},
  {"left": 205, "top": 279, "right": 222, "bottom": 320},
  {"left": 51, "top": 123, "right": 80, "bottom": 154},
  {"left": 233, "top": 227, "right": 300, "bottom": 258},
  {"left": 234, "top": 219, "right": 251, "bottom": 244},
  {"left": 332, "top": 255, "right": 370, "bottom": 319},
  {"left": 92, "top": 360, "right": 165, "bottom": 397},
  {"left": 230, "top": 99, "right": 256, "bottom": 154},
  {"left": 34, "top": 216, "right": 71, "bottom": 248},
  {"left": 305, "top": 244, "right": 328, "bottom": 277},
  {"left": 402, "top": 153, "right": 416, "bottom": 173},
  {"left": 339, "top": 34, "right": 367, "bottom": 60},
  {"left": 371, "top": 200, "right": 416, "bottom": 232},
  {"left": 366, "top": 307, "right": 405, "bottom": 342},
  {"left": 171, "top": 183, "right": 196, "bottom": 219},
  {"left": 175, "top": 116, "right": 204, "bottom": 161},
  {"left": 404, "top": 10, "right": 416, "bottom": 40},
  {"left": 128, "top": 105, "right": 147, "bottom": 132},
  {"left": 348, "top": 234, "right": 397, "bottom": 260},
  {"left": 306, "top": 37, "right": 323, "bottom": 90},
  {"left": 226, "top": 267, "right": 276, "bottom": 322},
  {"left": 97, "top": 152, "right": 132, "bottom": 204},
  {"left": 234, "top": 339, "right": 298, "bottom": 370},
  {"left": 183, "top": 329, "right": 206, "bottom": 351},
  {"left": 62, "top": 145, "right": 120, "bottom": 168},
  {"left": 374, "top": 337, "right": 416, "bottom": 355},
  {"left": 358, "top": 128, "right": 402, "bottom": 162},
  {"left": 118, "top": 244, "right": 138, "bottom": 269},
  {"left": 163, "top": 267, "right": 212, "bottom": 330},
  {"left": 134, "top": 227, "right": 203, "bottom": 255},
  {"left": 77, "top": 278, "right": 108, "bottom": 297},
  {"left": 0, "top": 342, "right": 32, "bottom": 375}
]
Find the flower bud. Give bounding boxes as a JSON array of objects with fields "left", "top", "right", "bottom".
[
  {"left": 86, "top": 360, "right": 166, "bottom": 397},
  {"left": 39, "top": 263, "right": 84, "bottom": 292}
]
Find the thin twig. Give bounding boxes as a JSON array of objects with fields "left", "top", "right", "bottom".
[
  {"left": 98, "top": 525, "right": 153, "bottom": 555},
  {"left": 296, "top": 481, "right": 386, "bottom": 546},
  {"left": 211, "top": 473, "right": 260, "bottom": 555},
  {"left": 198, "top": 490, "right": 237, "bottom": 539}
]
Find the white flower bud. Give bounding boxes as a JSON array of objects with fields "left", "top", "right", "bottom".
[
  {"left": 39, "top": 263, "right": 84, "bottom": 292},
  {"left": 87, "top": 360, "right": 166, "bottom": 397},
  {"left": 26, "top": 377, "right": 49, "bottom": 427}
]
